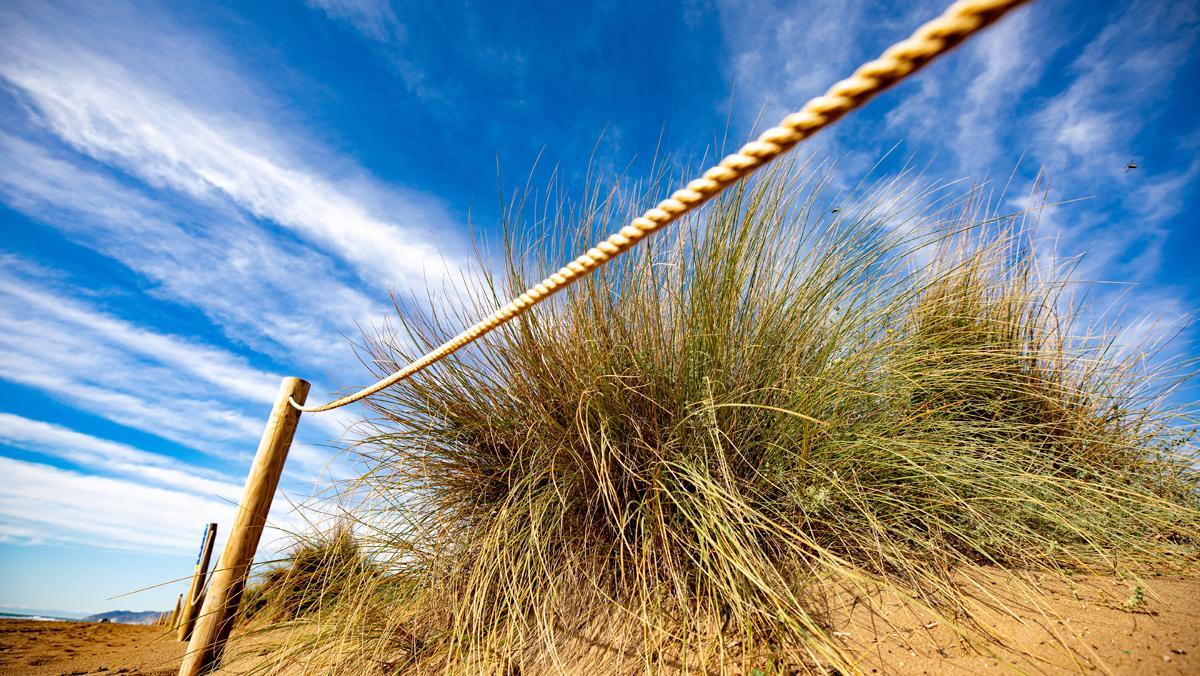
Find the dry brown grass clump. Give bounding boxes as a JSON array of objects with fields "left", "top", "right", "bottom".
[
  {"left": 239, "top": 526, "right": 373, "bottom": 625},
  {"left": 263, "top": 161, "right": 1199, "bottom": 674}
]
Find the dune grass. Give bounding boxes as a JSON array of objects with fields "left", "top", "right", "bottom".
[
  {"left": 259, "top": 159, "right": 1199, "bottom": 674},
  {"left": 238, "top": 525, "right": 373, "bottom": 625}
]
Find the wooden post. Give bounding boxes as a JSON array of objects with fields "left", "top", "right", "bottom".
[
  {"left": 179, "top": 377, "right": 309, "bottom": 676},
  {"left": 177, "top": 522, "right": 218, "bottom": 642},
  {"left": 168, "top": 593, "right": 183, "bottom": 629}
]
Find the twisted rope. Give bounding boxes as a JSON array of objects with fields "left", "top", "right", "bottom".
[{"left": 293, "top": 0, "right": 1031, "bottom": 412}]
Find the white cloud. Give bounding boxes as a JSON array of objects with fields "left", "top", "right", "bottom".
[
  {"left": 879, "top": 1, "right": 1044, "bottom": 177},
  {"left": 0, "top": 266, "right": 281, "bottom": 404},
  {"left": 0, "top": 0, "right": 474, "bottom": 445},
  {"left": 1033, "top": 1, "right": 1197, "bottom": 172},
  {"left": 0, "top": 2, "right": 467, "bottom": 300},
  {"left": 0, "top": 456, "right": 236, "bottom": 553},
  {"left": 0, "top": 274, "right": 260, "bottom": 453},
  {"left": 0, "top": 412, "right": 353, "bottom": 549},
  {"left": 0, "top": 135, "right": 384, "bottom": 375},
  {"left": 0, "top": 323, "right": 265, "bottom": 457},
  {"left": 1024, "top": 1, "right": 1199, "bottom": 283},
  {"left": 0, "top": 258, "right": 358, "bottom": 461},
  {"left": 0, "top": 455, "right": 312, "bottom": 556},
  {"left": 306, "top": 0, "right": 405, "bottom": 43},
  {"left": 952, "top": 6, "right": 1041, "bottom": 175},
  {"left": 0, "top": 61, "right": 461, "bottom": 295},
  {"left": 0, "top": 413, "right": 242, "bottom": 502},
  {"left": 716, "top": 0, "right": 862, "bottom": 166},
  {"left": 716, "top": 0, "right": 912, "bottom": 122},
  {"left": 715, "top": 0, "right": 1195, "bottom": 367},
  {"left": 714, "top": 0, "right": 951, "bottom": 183}
]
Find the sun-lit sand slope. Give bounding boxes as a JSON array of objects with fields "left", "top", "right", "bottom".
[
  {"left": 12, "top": 574, "right": 1184, "bottom": 675},
  {"left": 2, "top": 573, "right": 1198, "bottom": 675},
  {"left": 843, "top": 572, "right": 1199, "bottom": 674}
]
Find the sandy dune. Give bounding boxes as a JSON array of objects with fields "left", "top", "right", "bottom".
[{"left": 2, "top": 573, "right": 1196, "bottom": 674}]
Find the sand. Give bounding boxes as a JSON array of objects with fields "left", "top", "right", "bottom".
[
  {"left": 842, "top": 571, "right": 1200, "bottom": 675},
  {"left": 2, "top": 572, "right": 1196, "bottom": 674},
  {"left": 0, "top": 620, "right": 184, "bottom": 675}
]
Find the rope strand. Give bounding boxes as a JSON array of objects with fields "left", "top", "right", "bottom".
[{"left": 292, "top": 0, "right": 1031, "bottom": 413}]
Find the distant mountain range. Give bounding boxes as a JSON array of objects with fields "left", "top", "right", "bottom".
[{"left": 80, "top": 610, "right": 163, "bottom": 624}]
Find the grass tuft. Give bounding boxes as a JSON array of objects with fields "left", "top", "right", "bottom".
[
  {"left": 240, "top": 525, "right": 372, "bottom": 624},
  {"left": 263, "top": 160, "right": 1199, "bottom": 673}
]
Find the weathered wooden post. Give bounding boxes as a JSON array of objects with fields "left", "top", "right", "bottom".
[
  {"left": 177, "top": 522, "right": 218, "bottom": 642},
  {"left": 168, "top": 593, "right": 183, "bottom": 630},
  {"left": 179, "top": 377, "right": 309, "bottom": 676}
]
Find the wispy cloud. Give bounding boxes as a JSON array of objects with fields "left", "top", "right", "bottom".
[
  {"left": 882, "top": 2, "right": 1043, "bottom": 176},
  {"left": 0, "top": 0, "right": 481, "bottom": 446},
  {"left": 0, "top": 413, "right": 242, "bottom": 502},
  {"left": 1, "top": 262, "right": 281, "bottom": 404},
  {"left": 0, "top": 135, "right": 384, "bottom": 374},
  {"left": 718, "top": 0, "right": 870, "bottom": 121},
  {"left": 715, "top": 0, "right": 946, "bottom": 177},
  {"left": 1026, "top": 1, "right": 1199, "bottom": 281},
  {"left": 1031, "top": 2, "right": 1196, "bottom": 173},
  {"left": 0, "top": 61, "right": 462, "bottom": 296},
  {"left": 0, "top": 454, "right": 314, "bottom": 556},
  {"left": 0, "top": 331, "right": 262, "bottom": 458},
  {"left": 0, "top": 259, "right": 357, "bottom": 464},
  {"left": 305, "top": 0, "right": 405, "bottom": 43},
  {"left": 873, "top": 0, "right": 1200, "bottom": 283},
  {"left": 952, "top": 6, "right": 1041, "bottom": 175},
  {"left": 715, "top": 0, "right": 1196, "bottom": 360},
  {"left": 0, "top": 456, "right": 235, "bottom": 553},
  {"left": 0, "top": 1, "right": 467, "bottom": 298},
  {"left": 0, "top": 413, "right": 335, "bottom": 556}
]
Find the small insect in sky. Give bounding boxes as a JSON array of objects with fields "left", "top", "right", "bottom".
[
  {"left": 1125, "top": 160, "right": 1139, "bottom": 172},
  {"left": 831, "top": 207, "right": 840, "bottom": 213}
]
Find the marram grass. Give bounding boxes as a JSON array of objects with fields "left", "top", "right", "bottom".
[{"left": 253, "top": 160, "right": 1198, "bottom": 674}]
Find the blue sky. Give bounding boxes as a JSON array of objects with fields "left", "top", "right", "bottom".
[{"left": 0, "top": 0, "right": 1196, "bottom": 617}]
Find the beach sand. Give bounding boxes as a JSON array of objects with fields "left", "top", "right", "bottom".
[
  {"left": 0, "top": 619, "right": 184, "bottom": 675},
  {"left": 843, "top": 571, "right": 1200, "bottom": 675},
  {"left": 2, "top": 573, "right": 1196, "bottom": 674}
]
